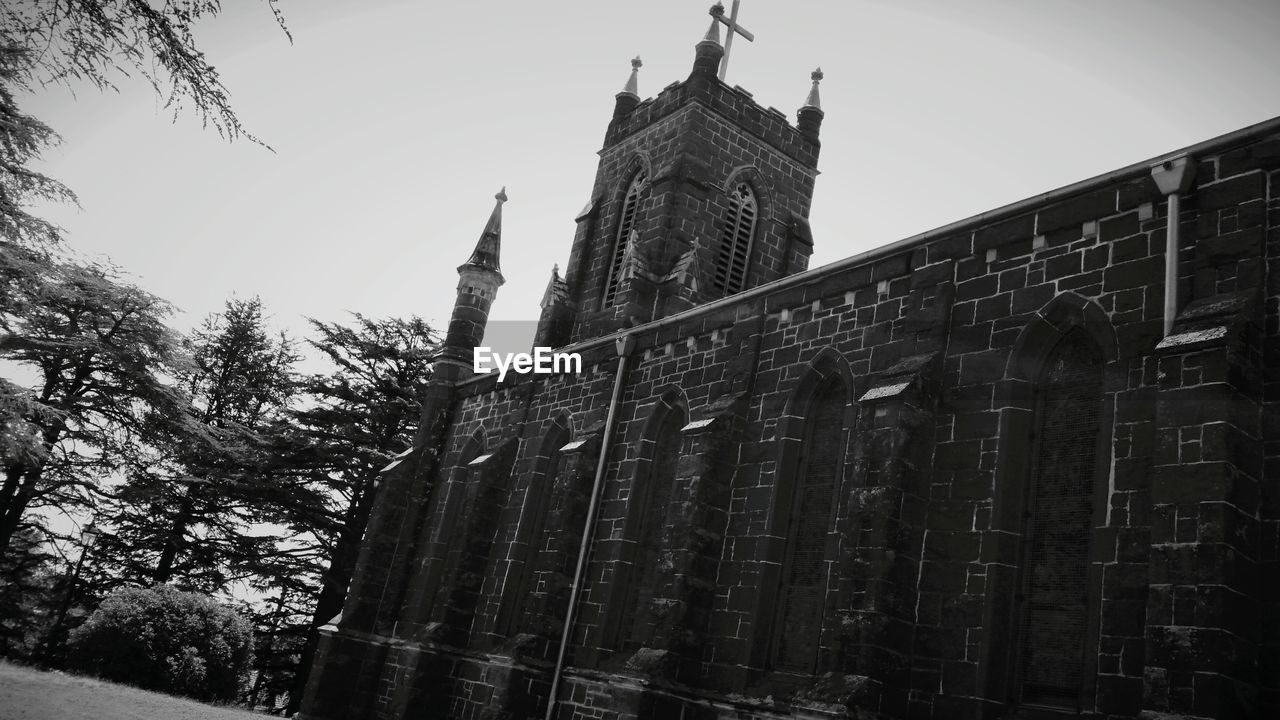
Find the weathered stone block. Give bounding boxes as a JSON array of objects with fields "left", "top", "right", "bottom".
[
  {"left": 1198, "top": 227, "right": 1264, "bottom": 266},
  {"left": 1038, "top": 190, "right": 1114, "bottom": 234},
  {"left": 974, "top": 214, "right": 1036, "bottom": 252},
  {"left": 1105, "top": 255, "right": 1164, "bottom": 292},
  {"left": 1197, "top": 172, "right": 1265, "bottom": 211}
]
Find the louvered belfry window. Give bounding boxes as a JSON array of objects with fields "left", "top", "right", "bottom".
[
  {"left": 1016, "top": 328, "right": 1102, "bottom": 708},
  {"left": 712, "top": 183, "right": 758, "bottom": 296},
  {"left": 773, "top": 377, "right": 845, "bottom": 673},
  {"left": 603, "top": 169, "right": 648, "bottom": 308},
  {"left": 620, "top": 409, "right": 683, "bottom": 651}
]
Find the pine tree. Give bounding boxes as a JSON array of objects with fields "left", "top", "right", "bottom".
[
  {"left": 0, "top": 249, "right": 186, "bottom": 561},
  {"left": 281, "top": 314, "right": 438, "bottom": 713},
  {"left": 95, "top": 297, "right": 301, "bottom": 592}
]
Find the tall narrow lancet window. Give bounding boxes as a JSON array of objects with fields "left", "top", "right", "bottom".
[
  {"left": 712, "top": 182, "right": 758, "bottom": 296},
  {"left": 494, "top": 425, "right": 569, "bottom": 637},
  {"left": 603, "top": 169, "right": 649, "bottom": 308},
  {"left": 442, "top": 441, "right": 518, "bottom": 637},
  {"left": 421, "top": 434, "right": 485, "bottom": 615},
  {"left": 772, "top": 375, "right": 845, "bottom": 674},
  {"left": 1015, "top": 327, "right": 1103, "bottom": 709},
  {"left": 618, "top": 408, "right": 684, "bottom": 651}
]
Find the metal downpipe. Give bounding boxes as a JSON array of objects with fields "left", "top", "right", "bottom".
[
  {"left": 544, "top": 333, "right": 635, "bottom": 720},
  {"left": 1150, "top": 155, "right": 1196, "bottom": 337}
]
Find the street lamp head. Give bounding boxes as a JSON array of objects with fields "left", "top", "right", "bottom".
[{"left": 80, "top": 524, "right": 100, "bottom": 548}]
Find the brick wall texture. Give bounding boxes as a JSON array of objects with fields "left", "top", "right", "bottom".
[{"left": 299, "top": 38, "right": 1280, "bottom": 720}]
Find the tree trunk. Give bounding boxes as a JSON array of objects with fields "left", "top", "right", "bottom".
[
  {"left": 0, "top": 465, "right": 35, "bottom": 561},
  {"left": 286, "top": 482, "right": 378, "bottom": 714},
  {"left": 0, "top": 420, "right": 64, "bottom": 560},
  {"left": 153, "top": 487, "right": 198, "bottom": 584}
]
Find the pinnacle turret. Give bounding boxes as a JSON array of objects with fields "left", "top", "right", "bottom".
[
  {"left": 613, "top": 56, "right": 643, "bottom": 122},
  {"left": 798, "top": 68, "right": 825, "bottom": 143},
  {"left": 442, "top": 188, "right": 508, "bottom": 373},
  {"left": 802, "top": 67, "right": 823, "bottom": 111},
  {"left": 691, "top": 5, "right": 726, "bottom": 80}
]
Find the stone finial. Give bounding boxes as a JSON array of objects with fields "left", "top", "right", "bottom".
[
  {"left": 803, "top": 67, "right": 823, "bottom": 110},
  {"left": 540, "top": 264, "right": 566, "bottom": 308},
  {"left": 620, "top": 56, "right": 642, "bottom": 98}
]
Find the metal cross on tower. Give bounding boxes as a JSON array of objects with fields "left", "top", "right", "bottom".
[{"left": 710, "top": 1, "right": 754, "bottom": 82}]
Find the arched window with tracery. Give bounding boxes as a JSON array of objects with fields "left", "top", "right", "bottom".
[
  {"left": 602, "top": 169, "right": 649, "bottom": 307},
  {"left": 771, "top": 374, "right": 846, "bottom": 674},
  {"left": 712, "top": 182, "right": 758, "bottom": 296},
  {"left": 1013, "top": 327, "right": 1103, "bottom": 709}
]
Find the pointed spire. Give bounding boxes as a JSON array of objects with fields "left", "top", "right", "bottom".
[
  {"left": 703, "top": 13, "right": 722, "bottom": 45},
  {"left": 460, "top": 187, "right": 507, "bottom": 277},
  {"left": 619, "top": 56, "right": 642, "bottom": 98},
  {"left": 803, "top": 67, "right": 823, "bottom": 111}
]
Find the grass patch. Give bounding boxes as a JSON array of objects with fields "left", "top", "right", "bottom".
[{"left": 0, "top": 661, "right": 265, "bottom": 720}]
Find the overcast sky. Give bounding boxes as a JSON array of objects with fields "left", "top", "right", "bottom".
[{"left": 21, "top": 0, "right": 1280, "bottom": 355}]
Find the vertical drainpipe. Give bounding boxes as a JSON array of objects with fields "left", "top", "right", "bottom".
[
  {"left": 544, "top": 333, "right": 635, "bottom": 720},
  {"left": 1149, "top": 155, "right": 1197, "bottom": 336}
]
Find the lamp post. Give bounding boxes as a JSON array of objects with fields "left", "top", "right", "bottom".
[{"left": 38, "top": 523, "right": 100, "bottom": 667}]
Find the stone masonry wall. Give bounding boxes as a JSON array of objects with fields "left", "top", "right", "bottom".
[{"left": 302, "top": 127, "right": 1279, "bottom": 720}]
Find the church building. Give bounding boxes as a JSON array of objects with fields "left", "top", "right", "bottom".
[{"left": 300, "top": 5, "right": 1279, "bottom": 719}]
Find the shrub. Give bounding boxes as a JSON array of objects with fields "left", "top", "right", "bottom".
[{"left": 68, "top": 585, "right": 253, "bottom": 702}]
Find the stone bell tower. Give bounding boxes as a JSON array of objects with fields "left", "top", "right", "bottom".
[{"left": 536, "top": 4, "right": 827, "bottom": 346}]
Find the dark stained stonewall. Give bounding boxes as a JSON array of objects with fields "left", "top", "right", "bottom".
[{"left": 299, "top": 15, "right": 1280, "bottom": 720}]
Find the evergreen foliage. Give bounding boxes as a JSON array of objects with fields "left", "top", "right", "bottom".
[
  {"left": 95, "top": 297, "right": 302, "bottom": 592},
  {"left": 0, "top": 45, "right": 72, "bottom": 248},
  {"left": 1, "top": 0, "right": 289, "bottom": 143},
  {"left": 0, "top": 248, "right": 187, "bottom": 562},
  {"left": 281, "top": 314, "right": 438, "bottom": 711},
  {"left": 0, "top": 526, "right": 55, "bottom": 657},
  {"left": 69, "top": 584, "right": 253, "bottom": 702}
]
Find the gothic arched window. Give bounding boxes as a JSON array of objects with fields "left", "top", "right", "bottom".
[
  {"left": 603, "top": 169, "right": 649, "bottom": 308},
  {"left": 421, "top": 433, "right": 485, "bottom": 615},
  {"left": 771, "top": 375, "right": 845, "bottom": 674},
  {"left": 617, "top": 406, "right": 684, "bottom": 651},
  {"left": 441, "top": 439, "right": 518, "bottom": 637},
  {"left": 1014, "top": 327, "right": 1103, "bottom": 709},
  {"left": 493, "top": 423, "right": 569, "bottom": 637},
  {"left": 712, "top": 182, "right": 758, "bottom": 296}
]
